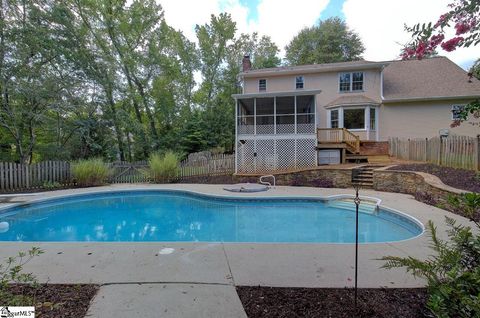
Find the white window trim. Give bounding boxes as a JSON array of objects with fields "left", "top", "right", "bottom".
[
  {"left": 451, "top": 104, "right": 465, "bottom": 120},
  {"left": 338, "top": 72, "right": 365, "bottom": 93},
  {"left": 328, "top": 105, "right": 378, "bottom": 134},
  {"left": 295, "top": 75, "right": 305, "bottom": 90},
  {"left": 258, "top": 79, "right": 267, "bottom": 92},
  {"left": 328, "top": 109, "right": 340, "bottom": 129}
]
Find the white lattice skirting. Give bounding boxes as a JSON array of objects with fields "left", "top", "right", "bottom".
[
  {"left": 237, "top": 124, "right": 315, "bottom": 135},
  {"left": 236, "top": 137, "right": 317, "bottom": 173}
]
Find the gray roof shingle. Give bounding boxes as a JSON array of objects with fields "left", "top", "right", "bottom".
[
  {"left": 326, "top": 95, "right": 380, "bottom": 107},
  {"left": 382, "top": 56, "right": 480, "bottom": 101}
]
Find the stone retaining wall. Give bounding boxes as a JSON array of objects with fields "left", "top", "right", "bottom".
[
  {"left": 373, "top": 168, "right": 466, "bottom": 206},
  {"left": 234, "top": 168, "right": 352, "bottom": 188}
]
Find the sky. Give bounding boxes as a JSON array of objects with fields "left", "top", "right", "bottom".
[{"left": 159, "top": 0, "right": 479, "bottom": 70}]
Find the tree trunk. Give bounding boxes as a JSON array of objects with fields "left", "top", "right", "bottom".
[{"left": 105, "top": 84, "right": 125, "bottom": 161}]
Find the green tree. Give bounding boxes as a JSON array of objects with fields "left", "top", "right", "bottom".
[
  {"left": 285, "top": 17, "right": 365, "bottom": 65},
  {"left": 470, "top": 58, "right": 480, "bottom": 80},
  {"left": 0, "top": 0, "right": 80, "bottom": 163}
]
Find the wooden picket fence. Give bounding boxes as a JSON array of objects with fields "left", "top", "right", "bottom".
[
  {"left": 0, "top": 154, "right": 235, "bottom": 192},
  {"left": 179, "top": 153, "right": 234, "bottom": 178},
  {"left": 0, "top": 161, "right": 72, "bottom": 192},
  {"left": 389, "top": 135, "right": 479, "bottom": 170}
]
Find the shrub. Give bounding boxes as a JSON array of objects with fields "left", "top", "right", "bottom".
[
  {"left": 415, "top": 191, "right": 438, "bottom": 207},
  {"left": 42, "top": 181, "right": 62, "bottom": 190},
  {"left": 71, "top": 158, "right": 111, "bottom": 186},
  {"left": 381, "top": 193, "right": 480, "bottom": 318},
  {"left": 0, "top": 247, "right": 43, "bottom": 306},
  {"left": 447, "top": 193, "right": 480, "bottom": 223},
  {"left": 148, "top": 151, "right": 179, "bottom": 183}
]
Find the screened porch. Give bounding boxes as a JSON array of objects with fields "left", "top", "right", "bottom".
[{"left": 236, "top": 94, "right": 317, "bottom": 136}]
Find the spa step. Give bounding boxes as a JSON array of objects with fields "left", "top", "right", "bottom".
[{"left": 328, "top": 200, "right": 378, "bottom": 214}]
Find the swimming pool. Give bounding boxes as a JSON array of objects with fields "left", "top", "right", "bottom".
[{"left": 0, "top": 190, "right": 423, "bottom": 243}]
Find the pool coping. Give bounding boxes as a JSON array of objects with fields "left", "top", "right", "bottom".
[{"left": 0, "top": 184, "right": 474, "bottom": 288}]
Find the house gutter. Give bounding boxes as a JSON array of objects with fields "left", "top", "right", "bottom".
[
  {"left": 240, "top": 62, "right": 389, "bottom": 78},
  {"left": 232, "top": 89, "right": 322, "bottom": 99},
  {"left": 382, "top": 95, "right": 480, "bottom": 103}
]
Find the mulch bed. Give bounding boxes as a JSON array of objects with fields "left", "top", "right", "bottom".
[
  {"left": 6, "top": 284, "right": 99, "bottom": 318},
  {"left": 388, "top": 163, "right": 480, "bottom": 192},
  {"left": 236, "top": 286, "right": 429, "bottom": 318}
]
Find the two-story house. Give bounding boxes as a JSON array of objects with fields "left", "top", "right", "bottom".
[{"left": 232, "top": 56, "right": 480, "bottom": 173}]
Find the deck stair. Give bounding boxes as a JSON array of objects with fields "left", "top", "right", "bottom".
[
  {"left": 351, "top": 165, "right": 383, "bottom": 188},
  {"left": 317, "top": 128, "right": 360, "bottom": 154}
]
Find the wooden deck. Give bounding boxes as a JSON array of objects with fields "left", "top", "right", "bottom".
[
  {"left": 317, "top": 128, "right": 391, "bottom": 164},
  {"left": 317, "top": 128, "right": 360, "bottom": 154}
]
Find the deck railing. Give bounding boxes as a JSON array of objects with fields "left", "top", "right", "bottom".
[{"left": 317, "top": 128, "right": 360, "bottom": 153}]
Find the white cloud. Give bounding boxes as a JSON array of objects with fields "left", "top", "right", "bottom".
[
  {"left": 159, "top": 0, "right": 329, "bottom": 55},
  {"left": 159, "top": 0, "right": 252, "bottom": 40},
  {"left": 343, "top": 0, "right": 480, "bottom": 68}
]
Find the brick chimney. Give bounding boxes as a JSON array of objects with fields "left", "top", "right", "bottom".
[{"left": 242, "top": 54, "right": 251, "bottom": 72}]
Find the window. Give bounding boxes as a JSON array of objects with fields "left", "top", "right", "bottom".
[
  {"left": 259, "top": 79, "right": 267, "bottom": 91},
  {"left": 452, "top": 105, "right": 465, "bottom": 120},
  {"left": 339, "top": 72, "right": 364, "bottom": 92},
  {"left": 352, "top": 72, "right": 363, "bottom": 91},
  {"left": 370, "top": 108, "right": 376, "bottom": 130},
  {"left": 343, "top": 108, "right": 365, "bottom": 129},
  {"left": 339, "top": 73, "right": 351, "bottom": 92},
  {"left": 330, "top": 109, "right": 339, "bottom": 128},
  {"left": 295, "top": 76, "right": 304, "bottom": 89}
]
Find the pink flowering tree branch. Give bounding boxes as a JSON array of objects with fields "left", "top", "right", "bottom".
[
  {"left": 402, "top": 0, "right": 479, "bottom": 59},
  {"left": 402, "top": 0, "right": 480, "bottom": 128}
]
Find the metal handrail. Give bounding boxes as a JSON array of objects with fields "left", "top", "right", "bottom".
[{"left": 259, "top": 175, "right": 276, "bottom": 187}]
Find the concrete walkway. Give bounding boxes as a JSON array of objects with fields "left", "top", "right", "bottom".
[{"left": 0, "top": 184, "right": 474, "bottom": 317}]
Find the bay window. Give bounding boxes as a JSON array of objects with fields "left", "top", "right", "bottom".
[
  {"left": 343, "top": 108, "right": 365, "bottom": 129},
  {"left": 330, "top": 109, "right": 339, "bottom": 128},
  {"left": 370, "top": 108, "right": 376, "bottom": 130},
  {"left": 328, "top": 106, "right": 377, "bottom": 132}
]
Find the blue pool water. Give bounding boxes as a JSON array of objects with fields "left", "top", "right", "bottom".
[{"left": 0, "top": 191, "right": 422, "bottom": 243}]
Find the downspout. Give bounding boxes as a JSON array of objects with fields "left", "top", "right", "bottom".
[
  {"left": 234, "top": 98, "right": 238, "bottom": 174},
  {"left": 379, "top": 66, "right": 385, "bottom": 142}
]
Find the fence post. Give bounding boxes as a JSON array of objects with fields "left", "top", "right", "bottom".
[
  {"left": 477, "top": 135, "right": 480, "bottom": 171},
  {"left": 425, "top": 138, "right": 428, "bottom": 162},
  {"left": 439, "top": 136, "right": 444, "bottom": 166}
]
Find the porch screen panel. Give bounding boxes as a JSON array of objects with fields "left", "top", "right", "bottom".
[
  {"left": 296, "top": 95, "right": 315, "bottom": 133},
  {"left": 238, "top": 98, "right": 254, "bottom": 135},
  {"left": 276, "top": 96, "right": 295, "bottom": 134},
  {"left": 256, "top": 98, "right": 274, "bottom": 134}
]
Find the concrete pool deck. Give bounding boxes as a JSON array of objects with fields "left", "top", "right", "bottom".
[{"left": 0, "top": 184, "right": 474, "bottom": 317}]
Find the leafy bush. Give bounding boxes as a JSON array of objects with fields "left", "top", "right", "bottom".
[
  {"left": 148, "top": 151, "right": 179, "bottom": 183},
  {"left": 381, "top": 194, "right": 480, "bottom": 318},
  {"left": 42, "top": 181, "right": 62, "bottom": 190},
  {"left": 448, "top": 193, "right": 480, "bottom": 223},
  {"left": 0, "top": 247, "right": 43, "bottom": 306},
  {"left": 415, "top": 191, "right": 439, "bottom": 207},
  {"left": 71, "top": 158, "right": 111, "bottom": 186}
]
